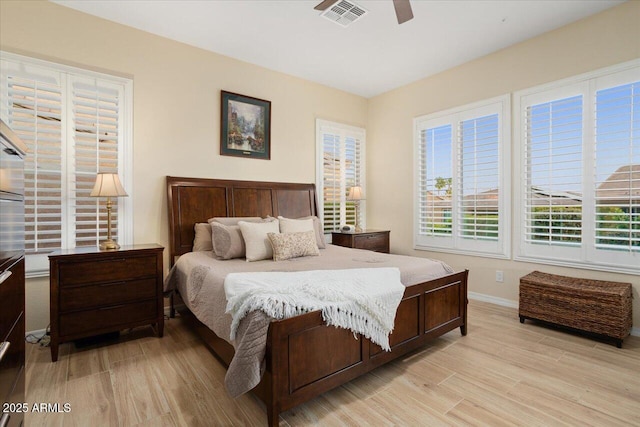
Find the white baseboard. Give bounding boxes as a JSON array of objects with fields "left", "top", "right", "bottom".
[
  {"left": 468, "top": 291, "right": 518, "bottom": 309},
  {"left": 468, "top": 291, "right": 638, "bottom": 337}
]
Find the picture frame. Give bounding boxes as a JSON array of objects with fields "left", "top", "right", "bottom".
[{"left": 220, "top": 91, "right": 271, "bottom": 160}]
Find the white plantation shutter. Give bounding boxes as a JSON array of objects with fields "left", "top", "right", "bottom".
[
  {"left": 418, "top": 125, "right": 452, "bottom": 236},
  {"left": 458, "top": 114, "right": 500, "bottom": 242},
  {"left": 524, "top": 94, "right": 583, "bottom": 252},
  {"left": 71, "top": 79, "right": 123, "bottom": 247},
  {"left": 1, "top": 52, "right": 132, "bottom": 276},
  {"left": 515, "top": 61, "right": 639, "bottom": 273},
  {"left": 2, "top": 67, "right": 64, "bottom": 254},
  {"left": 344, "top": 135, "right": 362, "bottom": 227},
  {"left": 594, "top": 81, "right": 639, "bottom": 253},
  {"left": 316, "top": 120, "right": 365, "bottom": 234},
  {"left": 414, "top": 96, "right": 509, "bottom": 257},
  {"left": 321, "top": 132, "right": 341, "bottom": 232}
]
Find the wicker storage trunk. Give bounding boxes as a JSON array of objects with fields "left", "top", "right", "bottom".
[{"left": 519, "top": 271, "right": 632, "bottom": 347}]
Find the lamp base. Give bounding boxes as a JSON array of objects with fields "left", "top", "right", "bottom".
[{"left": 100, "top": 239, "right": 120, "bottom": 250}]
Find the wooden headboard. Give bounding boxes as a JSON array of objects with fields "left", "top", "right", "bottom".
[{"left": 166, "top": 176, "right": 318, "bottom": 264}]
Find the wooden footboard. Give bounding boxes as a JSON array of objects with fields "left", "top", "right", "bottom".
[{"left": 177, "top": 269, "right": 468, "bottom": 426}]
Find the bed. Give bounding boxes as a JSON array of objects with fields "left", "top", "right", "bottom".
[{"left": 166, "top": 176, "right": 468, "bottom": 426}]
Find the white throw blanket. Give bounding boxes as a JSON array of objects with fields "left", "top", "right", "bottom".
[{"left": 224, "top": 267, "right": 405, "bottom": 351}]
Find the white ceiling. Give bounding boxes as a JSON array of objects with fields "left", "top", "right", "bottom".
[{"left": 52, "top": 0, "right": 624, "bottom": 98}]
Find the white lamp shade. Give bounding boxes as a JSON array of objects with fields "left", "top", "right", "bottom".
[
  {"left": 90, "top": 173, "right": 128, "bottom": 197},
  {"left": 347, "top": 186, "right": 364, "bottom": 201}
]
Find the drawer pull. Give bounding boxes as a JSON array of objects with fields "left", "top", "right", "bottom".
[
  {"left": 0, "top": 270, "right": 12, "bottom": 285},
  {"left": 0, "top": 341, "right": 10, "bottom": 362},
  {"left": 96, "top": 258, "right": 127, "bottom": 263},
  {"left": 99, "top": 281, "right": 127, "bottom": 287},
  {"left": 99, "top": 304, "right": 126, "bottom": 311},
  {"left": 0, "top": 413, "right": 10, "bottom": 427}
]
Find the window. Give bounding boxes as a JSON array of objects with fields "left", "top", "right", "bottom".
[
  {"left": 414, "top": 95, "right": 510, "bottom": 258},
  {"left": 316, "top": 119, "right": 365, "bottom": 234},
  {"left": 515, "top": 61, "right": 639, "bottom": 273},
  {"left": 0, "top": 52, "right": 133, "bottom": 276}
]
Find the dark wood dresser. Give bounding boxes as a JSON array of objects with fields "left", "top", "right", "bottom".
[
  {"left": 1, "top": 120, "right": 26, "bottom": 427},
  {"left": 48, "top": 244, "right": 164, "bottom": 362},
  {"left": 331, "top": 230, "right": 390, "bottom": 253},
  {"left": 0, "top": 260, "right": 25, "bottom": 427}
]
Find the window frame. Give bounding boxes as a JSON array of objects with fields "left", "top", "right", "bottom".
[
  {"left": 315, "top": 119, "right": 366, "bottom": 237},
  {"left": 0, "top": 51, "right": 133, "bottom": 278},
  {"left": 514, "top": 59, "right": 640, "bottom": 274},
  {"left": 413, "top": 95, "right": 511, "bottom": 259}
]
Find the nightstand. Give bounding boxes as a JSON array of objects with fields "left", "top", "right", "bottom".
[
  {"left": 331, "top": 230, "right": 390, "bottom": 253},
  {"left": 48, "top": 244, "right": 164, "bottom": 362}
]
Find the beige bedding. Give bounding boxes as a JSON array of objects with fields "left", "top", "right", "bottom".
[{"left": 163, "top": 244, "right": 453, "bottom": 396}]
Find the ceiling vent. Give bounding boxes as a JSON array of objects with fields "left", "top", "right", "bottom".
[{"left": 320, "top": 0, "right": 368, "bottom": 27}]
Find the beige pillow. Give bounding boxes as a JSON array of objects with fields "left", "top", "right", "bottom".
[
  {"left": 193, "top": 223, "right": 213, "bottom": 252},
  {"left": 211, "top": 223, "right": 246, "bottom": 259},
  {"left": 268, "top": 231, "right": 320, "bottom": 261},
  {"left": 279, "top": 217, "right": 314, "bottom": 233},
  {"left": 278, "top": 216, "right": 326, "bottom": 249},
  {"left": 209, "top": 217, "right": 263, "bottom": 226},
  {"left": 239, "top": 219, "right": 280, "bottom": 262}
]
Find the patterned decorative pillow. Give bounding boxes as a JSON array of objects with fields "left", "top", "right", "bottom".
[
  {"left": 193, "top": 223, "right": 213, "bottom": 252},
  {"left": 239, "top": 219, "right": 280, "bottom": 261},
  {"left": 277, "top": 216, "right": 326, "bottom": 249},
  {"left": 210, "top": 222, "right": 245, "bottom": 259},
  {"left": 268, "top": 230, "right": 320, "bottom": 261}
]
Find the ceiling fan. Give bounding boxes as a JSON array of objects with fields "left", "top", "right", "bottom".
[{"left": 315, "top": 0, "right": 414, "bottom": 25}]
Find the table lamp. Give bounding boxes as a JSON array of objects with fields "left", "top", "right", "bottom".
[
  {"left": 90, "top": 172, "right": 128, "bottom": 250},
  {"left": 347, "top": 186, "right": 364, "bottom": 232}
]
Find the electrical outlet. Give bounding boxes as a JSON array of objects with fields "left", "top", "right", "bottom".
[{"left": 496, "top": 270, "right": 504, "bottom": 282}]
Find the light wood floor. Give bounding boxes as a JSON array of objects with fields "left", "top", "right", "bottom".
[{"left": 25, "top": 300, "right": 640, "bottom": 426}]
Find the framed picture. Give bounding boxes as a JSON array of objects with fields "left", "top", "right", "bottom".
[{"left": 220, "top": 91, "right": 271, "bottom": 160}]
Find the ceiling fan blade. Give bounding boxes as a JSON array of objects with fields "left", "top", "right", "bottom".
[
  {"left": 314, "top": 0, "right": 338, "bottom": 11},
  {"left": 393, "top": 0, "right": 414, "bottom": 24}
]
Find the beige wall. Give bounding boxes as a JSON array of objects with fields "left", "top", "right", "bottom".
[
  {"left": 0, "top": 0, "right": 368, "bottom": 331},
  {"left": 367, "top": 2, "right": 640, "bottom": 329}
]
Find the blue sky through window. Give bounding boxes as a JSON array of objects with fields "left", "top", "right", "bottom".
[
  {"left": 424, "top": 125, "right": 452, "bottom": 194},
  {"left": 595, "top": 82, "right": 639, "bottom": 181}
]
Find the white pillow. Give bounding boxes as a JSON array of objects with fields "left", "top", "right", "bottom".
[
  {"left": 278, "top": 216, "right": 326, "bottom": 249},
  {"left": 239, "top": 219, "right": 280, "bottom": 262}
]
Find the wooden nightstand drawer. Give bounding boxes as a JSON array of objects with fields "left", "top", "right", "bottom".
[
  {"left": 59, "top": 278, "right": 157, "bottom": 312},
  {"left": 354, "top": 233, "right": 388, "bottom": 252},
  {"left": 59, "top": 299, "right": 157, "bottom": 338},
  {"left": 58, "top": 255, "right": 156, "bottom": 286},
  {"left": 331, "top": 230, "right": 390, "bottom": 253}
]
